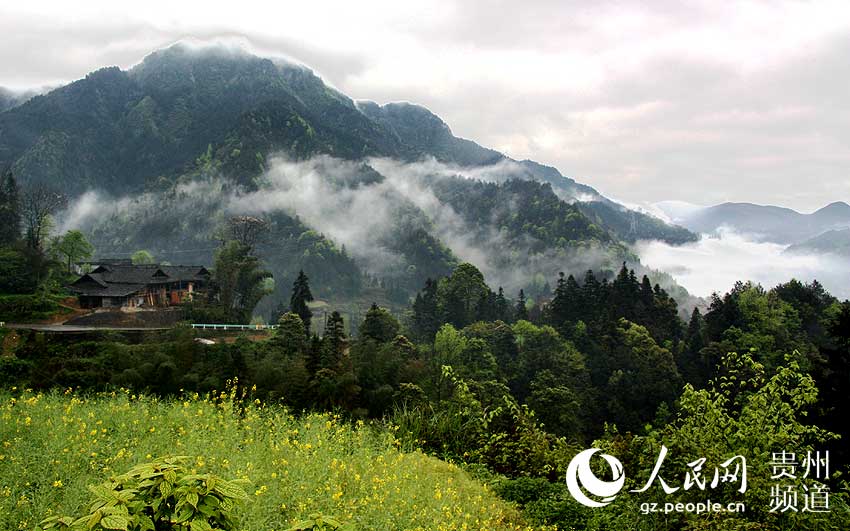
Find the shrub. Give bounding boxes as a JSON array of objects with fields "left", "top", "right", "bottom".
[
  {"left": 0, "top": 294, "right": 60, "bottom": 321},
  {"left": 40, "top": 457, "right": 250, "bottom": 531}
]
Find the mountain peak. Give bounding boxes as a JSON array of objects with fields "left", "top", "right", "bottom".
[{"left": 813, "top": 201, "right": 850, "bottom": 214}]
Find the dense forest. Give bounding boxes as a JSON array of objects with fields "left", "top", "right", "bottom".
[{"left": 2, "top": 166, "right": 848, "bottom": 527}]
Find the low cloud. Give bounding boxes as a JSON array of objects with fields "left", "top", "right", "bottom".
[
  {"left": 636, "top": 228, "right": 850, "bottom": 299},
  {"left": 57, "top": 154, "right": 629, "bottom": 295}
]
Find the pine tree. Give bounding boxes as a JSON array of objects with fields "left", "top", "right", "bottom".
[
  {"left": 320, "top": 311, "right": 347, "bottom": 369},
  {"left": 360, "top": 303, "right": 400, "bottom": 342},
  {"left": 680, "top": 307, "right": 708, "bottom": 386},
  {"left": 494, "top": 286, "right": 511, "bottom": 322},
  {"left": 548, "top": 272, "right": 570, "bottom": 326},
  {"left": 612, "top": 262, "right": 639, "bottom": 320},
  {"left": 582, "top": 269, "right": 600, "bottom": 321},
  {"left": 637, "top": 274, "right": 656, "bottom": 328},
  {"left": 0, "top": 170, "right": 21, "bottom": 246},
  {"left": 290, "top": 270, "right": 314, "bottom": 336},
  {"left": 685, "top": 307, "right": 705, "bottom": 354},
  {"left": 515, "top": 289, "right": 529, "bottom": 322},
  {"left": 411, "top": 278, "right": 440, "bottom": 340},
  {"left": 272, "top": 312, "right": 307, "bottom": 358},
  {"left": 640, "top": 275, "right": 654, "bottom": 307}
]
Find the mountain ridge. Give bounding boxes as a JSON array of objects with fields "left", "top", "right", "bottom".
[{"left": 672, "top": 200, "right": 850, "bottom": 244}]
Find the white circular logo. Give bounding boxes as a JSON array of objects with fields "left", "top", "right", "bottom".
[{"left": 566, "top": 448, "right": 626, "bottom": 507}]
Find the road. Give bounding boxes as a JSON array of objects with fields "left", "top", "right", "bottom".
[{"left": 3, "top": 323, "right": 169, "bottom": 332}]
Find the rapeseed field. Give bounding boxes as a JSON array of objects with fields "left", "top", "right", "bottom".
[{"left": 0, "top": 386, "right": 544, "bottom": 531}]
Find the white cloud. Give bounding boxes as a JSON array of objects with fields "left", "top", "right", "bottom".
[{"left": 636, "top": 228, "right": 850, "bottom": 299}]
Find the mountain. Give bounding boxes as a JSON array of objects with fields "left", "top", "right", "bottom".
[
  {"left": 785, "top": 228, "right": 850, "bottom": 257},
  {"left": 0, "top": 43, "right": 692, "bottom": 240},
  {"left": 1, "top": 42, "right": 698, "bottom": 312},
  {"left": 673, "top": 201, "right": 850, "bottom": 244}
]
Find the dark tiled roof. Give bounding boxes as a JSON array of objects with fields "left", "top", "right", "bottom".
[
  {"left": 69, "top": 263, "right": 208, "bottom": 297},
  {"left": 160, "top": 265, "right": 211, "bottom": 282},
  {"left": 87, "top": 266, "right": 170, "bottom": 285}
]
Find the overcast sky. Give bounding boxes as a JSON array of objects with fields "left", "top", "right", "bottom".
[{"left": 2, "top": 0, "right": 849, "bottom": 212}]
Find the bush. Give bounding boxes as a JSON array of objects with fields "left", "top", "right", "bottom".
[
  {"left": 493, "top": 478, "right": 589, "bottom": 531},
  {"left": 0, "top": 294, "right": 62, "bottom": 321},
  {"left": 40, "top": 457, "right": 250, "bottom": 531}
]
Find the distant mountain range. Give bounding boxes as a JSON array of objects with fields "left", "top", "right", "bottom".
[{"left": 656, "top": 200, "right": 850, "bottom": 245}]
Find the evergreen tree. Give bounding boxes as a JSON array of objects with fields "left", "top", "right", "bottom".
[
  {"left": 441, "top": 263, "right": 490, "bottom": 329},
  {"left": 679, "top": 307, "right": 708, "bottom": 386},
  {"left": 704, "top": 286, "right": 745, "bottom": 341},
  {"left": 476, "top": 289, "right": 498, "bottom": 322},
  {"left": 272, "top": 312, "right": 307, "bottom": 358},
  {"left": 320, "top": 311, "right": 347, "bottom": 370},
  {"left": 581, "top": 269, "right": 600, "bottom": 321},
  {"left": 411, "top": 278, "right": 440, "bottom": 341},
  {"left": 494, "top": 286, "right": 511, "bottom": 322},
  {"left": 548, "top": 272, "right": 570, "bottom": 326},
  {"left": 611, "top": 262, "right": 638, "bottom": 320},
  {"left": 359, "top": 303, "right": 400, "bottom": 342},
  {"left": 290, "top": 270, "right": 314, "bottom": 336},
  {"left": 515, "top": 289, "right": 529, "bottom": 321},
  {"left": 0, "top": 170, "right": 21, "bottom": 246},
  {"left": 639, "top": 275, "right": 654, "bottom": 309}
]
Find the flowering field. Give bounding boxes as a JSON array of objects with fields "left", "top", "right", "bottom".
[{"left": 0, "top": 387, "right": 542, "bottom": 531}]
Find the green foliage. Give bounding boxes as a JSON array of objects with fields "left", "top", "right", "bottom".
[
  {"left": 0, "top": 245, "right": 38, "bottom": 294},
  {"left": 51, "top": 230, "right": 94, "bottom": 273},
  {"left": 576, "top": 200, "right": 698, "bottom": 245},
  {"left": 289, "top": 271, "right": 314, "bottom": 334},
  {"left": 0, "top": 293, "right": 61, "bottom": 321},
  {"left": 212, "top": 241, "right": 273, "bottom": 323},
  {"left": 602, "top": 319, "right": 682, "bottom": 432},
  {"left": 358, "top": 303, "right": 399, "bottom": 343},
  {"left": 394, "top": 365, "right": 574, "bottom": 480},
  {"left": 272, "top": 312, "right": 307, "bottom": 354},
  {"left": 40, "top": 457, "right": 249, "bottom": 531},
  {"left": 284, "top": 514, "right": 347, "bottom": 531},
  {"left": 430, "top": 178, "right": 611, "bottom": 252},
  {"left": 131, "top": 250, "right": 155, "bottom": 265},
  {"left": 0, "top": 170, "right": 21, "bottom": 246},
  {"left": 583, "top": 351, "right": 849, "bottom": 531}
]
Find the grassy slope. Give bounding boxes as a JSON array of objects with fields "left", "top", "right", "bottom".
[{"left": 0, "top": 389, "right": 543, "bottom": 531}]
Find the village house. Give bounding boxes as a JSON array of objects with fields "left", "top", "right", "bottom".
[{"left": 69, "top": 259, "right": 211, "bottom": 309}]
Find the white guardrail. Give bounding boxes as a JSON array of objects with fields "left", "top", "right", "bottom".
[{"left": 191, "top": 323, "right": 278, "bottom": 330}]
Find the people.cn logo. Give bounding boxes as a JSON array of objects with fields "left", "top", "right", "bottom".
[{"left": 566, "top": 448, "right": 626, "bottom": 507}]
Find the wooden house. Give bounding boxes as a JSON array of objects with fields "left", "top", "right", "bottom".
[{"left": 69, "top": 261, "right": 210, "bottom": 309}]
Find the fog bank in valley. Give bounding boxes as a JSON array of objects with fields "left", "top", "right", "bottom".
[{"left": 636, "top": 227, "right": 850, "bottom": 299}]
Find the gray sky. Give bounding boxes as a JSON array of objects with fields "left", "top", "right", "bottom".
[{"left": 2, "top": 0, "right": 849, "bottom": 212}]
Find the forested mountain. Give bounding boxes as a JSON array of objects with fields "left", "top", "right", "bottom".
[{"left": 0, "top": 42, "right": 697, "bottom": 311}]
